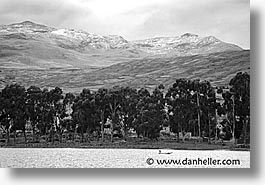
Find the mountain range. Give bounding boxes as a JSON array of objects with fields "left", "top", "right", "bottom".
[{"left": 0, "top": 21, "right": 250, "bottom": 92}]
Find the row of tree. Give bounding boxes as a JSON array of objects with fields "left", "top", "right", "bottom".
[{"left": 0, "top": 72, "right": 250, "bottom": 145}]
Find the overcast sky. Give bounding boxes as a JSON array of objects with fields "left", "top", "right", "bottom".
[{"left": 0, "top": 0, "right": 249, "bottom": 48}]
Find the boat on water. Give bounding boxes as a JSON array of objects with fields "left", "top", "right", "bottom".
[{"left": 158, "top": 150, "right": 173, "bottom": 154}]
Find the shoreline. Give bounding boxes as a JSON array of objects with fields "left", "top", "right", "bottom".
[{"left": 1, "top": 140, "right": 250, "bottom": 151}]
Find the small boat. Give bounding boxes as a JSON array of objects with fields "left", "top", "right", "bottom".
[{"left": 158, "top": 150, "right": 173, "bottom": 154}]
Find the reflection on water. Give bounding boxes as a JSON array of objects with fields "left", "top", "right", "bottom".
[{"left": 0, "top": 148, "right": 250, "bottom": 168}]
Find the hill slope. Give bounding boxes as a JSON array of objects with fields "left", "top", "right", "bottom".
[
  {"left": 0, "top": 50, "right": 250, "bottom": 92},
  {"left": 79, "top": 50, "right": 250, "bottom": 90}
]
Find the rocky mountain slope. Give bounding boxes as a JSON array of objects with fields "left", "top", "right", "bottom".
[
  {"left": 133, "top": 33, "right": 242, "bottom": 55},
  {"left": 0, "top": 21, "right": 242, "bottom": 68},
  {"left": 0, "top": 21, "right": 147, "bottom": 70},
  {"left": 0, "top": 21, "right": 249, "bottom": 92}
]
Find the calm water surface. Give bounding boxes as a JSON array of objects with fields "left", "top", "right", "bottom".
[{"left": 0, "top": 148, "right": 250, "bottom": 168}]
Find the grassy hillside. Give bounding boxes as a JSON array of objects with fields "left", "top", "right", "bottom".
[
  {"left": 83, "top": 50, "right": 250, "bottom": 91},
  {"left": 0, "top": 50, "right": 250, "bottom": 92}
]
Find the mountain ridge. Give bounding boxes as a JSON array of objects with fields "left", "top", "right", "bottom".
[
  {"left": 0, "top": 21, "right": 242, "bottom": 57},
  {"left": 0, "top": 21, "right": 249, "bottom": 92}
]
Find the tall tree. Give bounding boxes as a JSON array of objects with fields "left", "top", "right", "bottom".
[
  {"left": 94, "top": 88, "right": 110, "bottom": 142},
  {"left": 190, "top": 79, "right": 215, "bottom": 140},
  {"left": 229, "top": 72, "right": 250, "bottom": 144},
  {"left": 26, "top": 86, "right": 43, "bottom": 142},
  {"left": 107, "top": 86, "right": 124, "bottom": 142},
  {"left": 133, "top": 88, "right": 151, "bottom": 138},
  {"left": 119, "top": 87, "right": 138, "bottom": 140},
  {"left": 0, "top": 84, "right": 26, "bottom": 144},
  {"left": 166, "top": 79, "right": 194, "bottom": 141}
]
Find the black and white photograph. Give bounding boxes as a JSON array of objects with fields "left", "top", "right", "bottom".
[{"left": 0, "top": 0, "right": 250, "bottom": 168}]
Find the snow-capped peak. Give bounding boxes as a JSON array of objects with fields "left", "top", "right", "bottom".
[{"left": 0, "top": 21, "right": 242, "bottom": 55}]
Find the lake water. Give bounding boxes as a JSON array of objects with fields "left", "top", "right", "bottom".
[{"left": 0, "top": 148, "right": 250, "bottom": 168}]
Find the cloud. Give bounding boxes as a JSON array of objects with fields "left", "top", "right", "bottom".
[
  {"left": 0, "top": 0, "right": 249, "bottom": 48},
  {"left": 0, "top": 0, "right": 92, "bottom": 27},
  {"left": 127, "top": 0, "right": 249, "bottom": 48}
]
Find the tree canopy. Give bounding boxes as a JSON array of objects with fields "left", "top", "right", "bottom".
[{"left": 0, "top": 72, "right": 250, "bottom": 145}]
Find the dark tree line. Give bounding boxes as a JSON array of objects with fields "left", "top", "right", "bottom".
[{"left": 0, "top": 72, "right": 250, "bottom": 145}]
